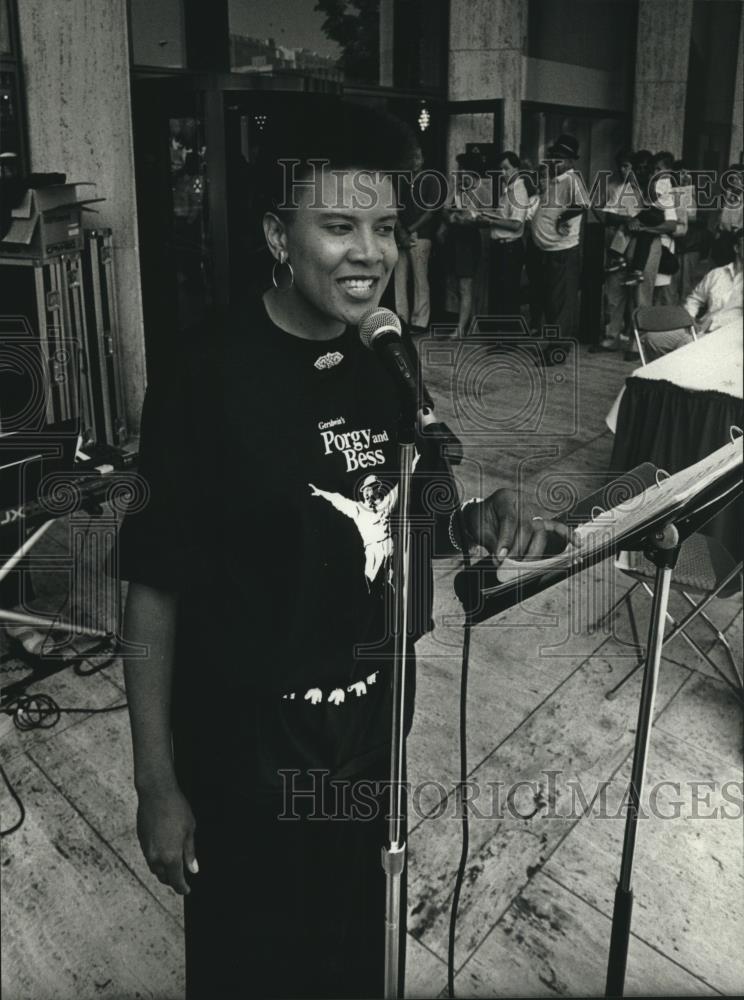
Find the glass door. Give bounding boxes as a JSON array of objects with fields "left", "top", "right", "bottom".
[{"left": 132, "top": 77, "right": 217, "bottom": 380}]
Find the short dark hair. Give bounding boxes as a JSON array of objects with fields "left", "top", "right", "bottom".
[
  {"left": 653, "top": 150, "right": 675, "bottom": 169},
  {"left": 255, "top": 102, "right": 419, "bottom": 215},
  {"left": 496, "top": 150, "right": 521, "bottom": 169},
  {"left": 456, "top": 151, "right": 484, "bottom": 175},
  {"left": 615, "top": 148, "right": 633, "bottom": 169}
]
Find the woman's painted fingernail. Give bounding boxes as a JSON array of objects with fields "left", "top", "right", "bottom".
[
  {"left": 189, "top": 859, "right": 199, "bottom": 874},
  {"left": 498, "top": 547, "right": 508, "bottom": 560}
]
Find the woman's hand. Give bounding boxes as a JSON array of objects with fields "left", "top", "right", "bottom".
[
  {"left": 462, "top": 488, "right": 578, "bottom": 562},
  {"left": 137, "top": 782, "right": 198, "bottom": 895}
]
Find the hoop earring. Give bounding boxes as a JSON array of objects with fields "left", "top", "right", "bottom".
[{"left": 272, "top": 252, "right": 294, "bottom": 289}]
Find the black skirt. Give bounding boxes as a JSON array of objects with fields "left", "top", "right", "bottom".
[
  {"left": 176, "top": 664, "right": 414, "bottom": 999},
  {"left": 183, "top": 770, "right": 404, "bottom": 999}
]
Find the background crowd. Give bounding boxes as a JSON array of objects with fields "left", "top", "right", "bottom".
[{"left": 392, "top": 133, "right": 744, "bottom": 366}]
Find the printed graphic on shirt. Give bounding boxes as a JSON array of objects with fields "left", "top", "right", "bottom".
[
  {"left": 309, "top": 475, "right": 397, "bottom": 585},
  {"left": 319, "top": 422, "right": 391, "bottom": 473}
]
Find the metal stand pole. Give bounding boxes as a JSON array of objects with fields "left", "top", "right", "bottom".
[
  {"left": 0, "top": 519, "right": 111, "bottom": 638},
  {"left": 605, "top": 522, "right": 680, "bottom": 998},
  {"left": 383, "top": 426, "right": 416, "bottom": 1000}
]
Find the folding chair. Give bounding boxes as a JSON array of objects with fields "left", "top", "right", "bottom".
[
  {"left": 597, "top": 532, "right": 743, "bottom": 701},
  {"left": 632, "top": 305, "right": 696, "bottom": 366}
]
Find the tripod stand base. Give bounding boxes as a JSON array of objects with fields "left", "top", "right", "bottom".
[
  {"left": 1, "top": 609, "right": 111, "bottom": 639},
  {"left": 605, "top": 884, "right": 633, "bottom": 997},
  {"left": 604, "top": 528, "right": 677, "bottom": 999}
]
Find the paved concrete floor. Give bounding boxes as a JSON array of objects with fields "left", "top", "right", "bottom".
[{"left": 1, "top": 339, "right": 742, "bottom": 999}]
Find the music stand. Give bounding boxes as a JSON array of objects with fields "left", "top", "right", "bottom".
[
  {"left": 604, "top": 465, "right": 742, "bottom": 998},
  {"left": 453, "top": 438, "right": 742, "bottom": 999}
]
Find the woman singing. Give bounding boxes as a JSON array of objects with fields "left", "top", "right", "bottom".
[{"left": 118, "top": 104, "right": 573, "bottom": 999}]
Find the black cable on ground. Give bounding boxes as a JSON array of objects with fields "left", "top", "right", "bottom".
[
  {"left": 447, "top": 605, "right": 472, "bottom": 998},
  {"left": 2, "top": 694, "right": 128, "bottom": 731},
  {"left": 0, "top": 763, "right": 25, "bottom": 838},
  {"left": 0, "top": 695, "right": 128, "bottom": 838},
  {"left": 443, "top": 455, "right": 473, "bottom": 999}
]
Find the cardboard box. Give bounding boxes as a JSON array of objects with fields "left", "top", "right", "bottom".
[{"left": 0, "top": 182, "right": 105, "bottom": 260}]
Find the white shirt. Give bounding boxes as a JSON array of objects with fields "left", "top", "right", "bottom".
[
  {"left": 684, "top": 262, "right": 743, "bottom": 331},
  {"left": 530, "top": 169, "right": 590, "bottom": 251},
  {"left": 490, "top": 176, "right": 529, "bottom": 242},
  {"left": 604, "top": 177, "right": 642, "bottom": 218},
  {"left": 675, "top": 184, "right": 697, "bottom": 223},
  {"left": 449, "top": 175, "right": 492, "bottom": 223},
  {"left": 653, "top": 176, "right": 685, "bottom": 287}
]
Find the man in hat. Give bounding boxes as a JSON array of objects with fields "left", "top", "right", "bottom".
[
  {"left": 527, "top": 133, "right": 590, "bottom": 364},
  {"left": 309, "top": 474, "right": 398, "bottom": 587}
]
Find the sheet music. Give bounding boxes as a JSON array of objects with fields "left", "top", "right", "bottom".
[{"left": 494, "top": 437, "right": 742, "bottom": 585}]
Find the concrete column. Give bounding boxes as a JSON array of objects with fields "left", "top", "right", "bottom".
[
  {"left": 730, "top": 3, "right": 744, "bottom": 164},
  {"left": 448, "top": 0, "right": 527, "bottom": 152},
  {"left": 17, "top": 0, "right": 146, "bottom": 433},
  {"left": 446, "top": 113, "right": 494, "bottom": 172},
  {"left": 632, "top": 0, "right": 694, "bottom": 155}
]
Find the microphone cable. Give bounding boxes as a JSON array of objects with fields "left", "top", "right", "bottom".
[
  {"left": 442, "top": 452, "right": 473, "bottom": 999},
  {"left": 0, "top": 762, "right": 26, "bottom": 838},
  {"left": 0, "top": 696, "right": 128, "bottom": 838}
]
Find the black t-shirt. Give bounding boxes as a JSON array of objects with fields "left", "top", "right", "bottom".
[{"left": 118, "top": 296, "right": 456, "bottom": 709}]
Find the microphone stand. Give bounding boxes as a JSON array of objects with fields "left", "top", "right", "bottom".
[
  {"left": 605, "top": 520, "right": 680, "bottom": 997},
  {"left": 383, "top": 403, "right": 416, "bottom": 1000}
]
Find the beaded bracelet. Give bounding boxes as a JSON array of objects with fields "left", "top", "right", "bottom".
[{"left": 448, "top": 497, "right": 482, "bottom": 553}]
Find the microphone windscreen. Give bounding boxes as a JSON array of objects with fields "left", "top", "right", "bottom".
[{"left": 358, "top": 308, "right": 402, "bottom": 350}]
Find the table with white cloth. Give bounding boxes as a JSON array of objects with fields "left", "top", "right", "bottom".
[{"left": 607, "top": 321, "right": 743, "bottom": 559}]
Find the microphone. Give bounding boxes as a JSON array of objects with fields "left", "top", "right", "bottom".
[{"left": 358, "top": 308, "right": 419, "bottom": 409}]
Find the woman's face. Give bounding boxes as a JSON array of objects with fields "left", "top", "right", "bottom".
[
  {"left": 267, "top": 169, "right": 399, "bottom": 329},
  {"left": 499, "top": 159, "right": 517, "bottom": 182}
]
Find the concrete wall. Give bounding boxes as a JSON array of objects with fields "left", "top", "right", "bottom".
[
  {"left": 17, "top": 0, "right": 146, "bottom": 434},
  {"left": 446, "top": 112, "right": 494, "bottom": 172},
  {"left": 731, "top": 3, "right": 744, "bottom": 163},
  {"left": 526, "top": 0, "right": 638, "bottom": 76},
  {"left": 523, "top": 57, "right": 627, "bottom": 113},
  {"left": 448, "top": 0, "right": 527, "bottom": 150},
  {"left": 632, "top": 0, "right": 694, "bottom": 153}
]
